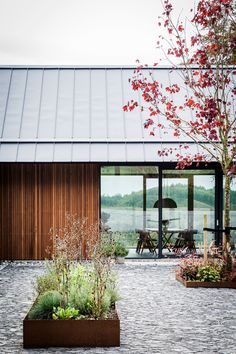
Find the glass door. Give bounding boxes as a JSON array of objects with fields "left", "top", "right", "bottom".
[
  {"left": 162, "top": 170, "right": 215, "bottom": 256},
  {"left": 101, "top": 166, "right": 159, "bottom": 258}
]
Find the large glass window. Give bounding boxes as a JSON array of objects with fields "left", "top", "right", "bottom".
[
  {"left": 223, "top": 176, "right": 236, "bottom": 250},
  {"left": 230, "top": 178, "right": 236, "bottom": 250},
  {"left": 101, "top": 166, "right": 216, "bottom": 257},
  {"left": 163, "top": 170, "right": 215, "bottom": 251},
  {"left": 101, "top": 166, "right": 159, "bottom": 252}
]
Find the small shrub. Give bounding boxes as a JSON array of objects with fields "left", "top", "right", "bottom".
[
  {"left": 114, "top": 242, "right": 129, "bottom": 257},
  {"left": 69, "top": 286, "right": 93, "bottom": 316},
  {"left": 105, "top": 272, "right": 120, "bottom": 305},
  {"left": 52, "top": 306, "right": 80, "bottom": 320},
  {"left": 28, "top": 291, "right": 62, "bottom": 320},
  {"left": 30, "top": 215, "right": 119, "bottom": 320},
  {"left": 68, "top": 264, "right": 94, "bottom": 316},
  {"left": 102, "top": 242, "right": 115, "bottom": 257},
  {"left": 100, "top": 293, "right": 112, "bottom": 316},
  {"left": 196, "top": 266, "right": 221, "bottom": 282},
  {"left": 106, "top": 285, "right": 120, "bottom": 306},
  {"left": 36, "top": 273, "right": 59, "bottom": 295},
  {"left": 47, "top": 215, "right": 101, "bottom": 305},
  {"left": 178, "top": 256, "right": 226, "bottom": 282},
  {"left": 69, "top": 264, "right": 119, "bottom": 318},
  {"left": 212, "top": 258, "right": 225, "bottom": 278},
  {"left": 179, "top": 257, "right": 200, "bottom": 280}
]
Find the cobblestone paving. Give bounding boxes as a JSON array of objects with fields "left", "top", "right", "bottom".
[{"left": 0, "top": 260, "right": 236, "bottom": 354}]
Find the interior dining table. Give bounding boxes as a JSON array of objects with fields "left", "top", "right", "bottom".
[{"left": 145, "top": 227, "right": 198, "bottom": 252}]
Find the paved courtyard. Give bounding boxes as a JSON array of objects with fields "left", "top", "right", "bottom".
[{"left": 0, "top": 260, "right": 236, "bottom": 354}]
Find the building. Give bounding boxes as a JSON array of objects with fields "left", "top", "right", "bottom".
[{"left": 0, "top": 66, "right": 231, "bottom": 260}]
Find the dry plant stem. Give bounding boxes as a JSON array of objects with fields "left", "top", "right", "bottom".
[
  {"left": 93, "top": 262, "right": 107, "bottom": 318},
  {"left": 48, "top": 214, "right": 100, "bottom": 306},
  {"left": 48, "top": 214, "right": 100, "bottom": 262},
  {"left": 91, "top": 244, "right": 113, "bottom": 319},
  {"left": 48, "top": 213, "right": 115, "bottom": 314}
]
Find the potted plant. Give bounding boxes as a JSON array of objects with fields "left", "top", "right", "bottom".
[
  {"left": 176, "top": 254, "right": 236, "bottom": 288},
  {"left": 114, "top": 242, "right": 129, "bottom": 264},
  {"left": 23, "top": 215, "right": 120, "bottom": 348}
]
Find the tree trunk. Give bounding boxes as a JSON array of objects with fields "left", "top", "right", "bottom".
[
  {"left": 224, "top": 175, "right": 231, "bottom": 233},
  {"left": 224, "top": 174, "right": 232, "bottom": 269}
]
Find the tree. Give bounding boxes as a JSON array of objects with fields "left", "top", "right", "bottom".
[{"left": 123, "top": 0, "right": 236, "bottom": 261}]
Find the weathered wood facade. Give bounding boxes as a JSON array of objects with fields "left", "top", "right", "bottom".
[{"left": 0, "top": 163, "right": 100, "bottom": 260}]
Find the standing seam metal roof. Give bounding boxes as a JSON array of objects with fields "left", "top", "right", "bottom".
[{"left": 0, "top": 66, "right": 200, "bottom": 162}]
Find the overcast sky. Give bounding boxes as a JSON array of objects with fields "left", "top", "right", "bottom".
[{"left": 0, "top": 0, "right": 191, "bottom": 65}]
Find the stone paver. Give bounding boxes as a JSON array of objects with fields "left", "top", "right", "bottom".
[{"left": 0, "top": 260, "right": 236, "bottom": 354}]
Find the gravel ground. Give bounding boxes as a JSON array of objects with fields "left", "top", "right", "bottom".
[{"left": 0, "top": 260, "right": 236, "bottom": 354}]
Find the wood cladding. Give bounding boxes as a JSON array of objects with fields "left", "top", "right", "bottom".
[{"left": 0, "top": 163, "right": 100, "bottom": 260}]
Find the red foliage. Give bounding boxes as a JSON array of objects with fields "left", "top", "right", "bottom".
[{"left": 123, "top": 0, "right": 236, "bottom": 173}]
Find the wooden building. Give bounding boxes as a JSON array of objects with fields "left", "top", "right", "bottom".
[{"left": 0, "top": 66, "right": 231, "bottom": 260}]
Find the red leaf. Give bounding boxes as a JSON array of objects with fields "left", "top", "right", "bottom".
[
  {"left": 150, "top": 111, "right": 157, "bottom": 116},
  {"left": 186, "top": 98, "right": 195, "bottom": 107}
]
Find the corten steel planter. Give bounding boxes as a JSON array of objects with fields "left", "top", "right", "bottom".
[
  {"left": 23, "top": 309, "right": 120, "bottom": 348},
  {"left": 176, "top": 273, "right": 236, "bottom": 288}
]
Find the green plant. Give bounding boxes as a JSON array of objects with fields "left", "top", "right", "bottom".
[
  {"left": 69, "top": 287, "right": 93, "bottom": 316},
  {"left": 69, "top": 267, "right": 94, "bottom": 316},
  {"left": 179, "top": 257, "right": 200, "bottom": 280},
  {"left": 52, "top": 306, "right": 80, "bottom": 320},
  {"left": 36, "top": 272, "right": 59, "bottom": 295},
  {"left": 101, "top": 241, "right": 115, "bottom": 257},
  {"left": 178, "top": 256, "right": 226, "bottom": 282},
  {"left": 114, "top": 242, "right": 129, "bottom": 257},
  {"left": 90, "top": 239, "right": 114, "bottom": 319},
  {"left": 28, "top": 291, "right": 62, "bottom": 320},
  {"left": 47, "top": 215, "right": 100, "bottom": 305},
  {"left": 30, "top": 216, "right": 119, "bottom": 320},
  {"left": 106, "top": 275, "right": 120, "bottom": 305},
  {"left": 100, "top": 293, "right": 112, "bottom": 316},
  {"left": 196, "top": 266, "right": 221, "bottom": 282},
  {"left": 69, "top": 264, "right": 119, "bottom": 318}
]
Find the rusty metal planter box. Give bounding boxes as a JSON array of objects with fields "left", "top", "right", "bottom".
[
  {"left": 176, "top": 273, "right": 236, "bottom": 288},
  {"left": 23, "top": 310, "right": 120, "bottom": 348}
]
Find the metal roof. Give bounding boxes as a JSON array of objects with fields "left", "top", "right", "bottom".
[{"left": 0, "top": 66, "right": 200, "bottom": 162}]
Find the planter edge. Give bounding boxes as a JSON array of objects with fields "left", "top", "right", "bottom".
[
  {"left": 23, "top": 303, "right": 120, "bottom": 348},
  {"left": 176, "top": 273, "right": 236, "bottom": 288}
]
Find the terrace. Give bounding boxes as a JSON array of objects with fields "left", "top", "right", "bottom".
[{"left": 0, "top": 260, "right": 235, "bottom": 353}]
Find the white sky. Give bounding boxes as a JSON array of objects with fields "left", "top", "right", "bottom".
[
  {"left": 2, "top": 1, "right": 235, "bottom": 195},
  {"left": 0, "top": 0, "right": 191, "bottom": 65}
]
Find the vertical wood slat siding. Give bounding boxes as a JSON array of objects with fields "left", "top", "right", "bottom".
[{"left": 0, "top": 163, "right": 100, "bottom": 260}]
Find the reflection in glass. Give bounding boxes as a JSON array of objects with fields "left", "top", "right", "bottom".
[
  {"left": 101, "top": 167, "right": 159, "bottom": 254},
  {"left": 162, "top": 171, "right": 215, "bottom": 253},
  {"left": 224, "top": 177, "right": 236, "bottom": 250},
  {"left": 101, "top": 167, "right": 216, "bottom": 257}
]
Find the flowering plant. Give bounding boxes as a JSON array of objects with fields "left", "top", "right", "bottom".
[
  {"left": 124, "top": 0, "right": 236, "bottom": 263},
  {"left": 178, "top": 255, "right": 226, "bottom": 281}
]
